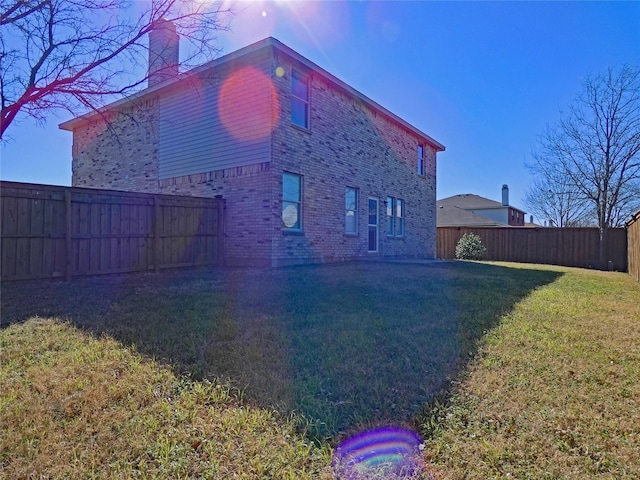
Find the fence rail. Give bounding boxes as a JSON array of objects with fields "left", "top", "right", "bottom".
[
  {"left": 437, "top": 226, "right": 628, "bottom": 271},
  {"left": 1, "top": 182, "right": 224, "bottom": 281},
  {"left": 627, "top": 211, "right": 640, "bottom": 282}
]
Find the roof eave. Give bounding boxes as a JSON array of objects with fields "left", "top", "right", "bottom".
[
  {"left": 59, "top": 37, "right": 446, "bottom": 152},
  {"left": 268, "top": 38, "right": 445, "bottom": 152}
]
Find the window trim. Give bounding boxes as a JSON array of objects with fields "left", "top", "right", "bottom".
[
  {"left": 291, "top": 70, "right": 309, "bottom": 129},
  {"left": 345, "top": 187, "right": 358, "bottom": 235},
  {"left": 386, "top": 196, "right": 394, "bottom": 237},
  {"left": 368, "top": 197, "right": 379, "bottom": 253},
  {"left": 386, "top": 196, "right": 405, "bottom": 238},
  {"left": 417, "top": 145, "right": 425, "bottom": 176},
  {"left": 282, "top": 172, "right": 303, "bottom": 232},
  {"left": 396, "top": 198, "right": 405, "bottom": 237}
]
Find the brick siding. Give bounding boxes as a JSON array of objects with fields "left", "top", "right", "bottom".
[
  {"left": 72, "top": 99, "right": 160, "bottom": 193},
  {"left": 69, "top": 45, "right": 438, "bottom": 267},
  {"left": 269, "top": 55, "right": 437, "bottom": 265}
]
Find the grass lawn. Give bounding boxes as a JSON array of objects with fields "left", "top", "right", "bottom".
[
  {"left": 422, "top": 263, "right": 640, "bottom": 479},
  {"left": 2, "top": 261, "right": 639, "bottom": 478}
]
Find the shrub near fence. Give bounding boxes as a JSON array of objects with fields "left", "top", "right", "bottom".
[
  {"left": 437, "top": 226, "right": 627, "bottom": 271},
  {"left": 1, "top": 182, "right": 225, "bottom": 281},
  {"left": 627, "top": 210, "right": 640, "bottom": 283}
]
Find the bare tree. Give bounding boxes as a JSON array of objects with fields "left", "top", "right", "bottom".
[
  {"left": 1, "top": 0, "right": 231, "bottom": 139},
  {"left": 523, "top": 175, "right": 593, "bottom": 227},
  {"left": 529, "top": 65, "right": 640, "bottom": 266}
]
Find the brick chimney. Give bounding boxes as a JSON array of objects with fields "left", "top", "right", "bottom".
[
  {"left": 502, "top": 184, "right": 509, "bottom": 206},
  {"left": 148, "top": 18, "right": 179, "bottom": 87}
]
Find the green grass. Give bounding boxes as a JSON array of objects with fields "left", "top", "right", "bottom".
[
  {"left": 0, "top": 319, "right": 333, "bottom": 479},
  {"left": 2, "top": 261, "right": 639, "bottom": 478},
  {"left": 420, "top": 263, "right": 640, "bottom": 479},
  {"left": 1, "top": 262, "right": 560, "bottom": 442}
]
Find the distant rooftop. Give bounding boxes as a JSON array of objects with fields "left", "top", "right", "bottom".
[
  {"left": 438, "top": 194, "right": 503, "bottom": 210},
  {"left": 436, "top": 204, "right": 506, "bottom": 227},
  {"left": 436, "top": 189, "right": 527, "bottom": 227}
]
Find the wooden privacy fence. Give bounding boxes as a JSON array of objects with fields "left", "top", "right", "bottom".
[
  {"left": 437, "top": 226, "right": 628, "bottom": 271},
  {"left": 627, "top": 210, "right": 640, "bottom": 282},
  {"left": 1, "top": 182, "right": 225, "bottom": 281}
]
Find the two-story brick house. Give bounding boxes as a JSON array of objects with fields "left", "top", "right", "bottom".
[{"left": 60, "top": 22, "right": 445, "bottom": 266}]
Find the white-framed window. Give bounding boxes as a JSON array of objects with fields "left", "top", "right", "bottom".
[
  {"left": 386, "top": 197, "right": 405, "bottom": 237},
  {"left": 396, "top": 198, "right": 405, "bottom": 236},
  {"left": 417, "top": 145, "right": 425, "bottom": 175},
  {"left": 386, "top": 196, "right": 394, "bottom": 236},
  {"left": 282, "top": 172, "right": 302, "bottom": 230},
  {"left": 368, "top": 197, "right": 379, "bottom": 252},
  {"left": 345, "top": 187, "right": 358, "bottom": 234},
  {"left": 291, "top": 70, "right": 309, "bottom": 128}
]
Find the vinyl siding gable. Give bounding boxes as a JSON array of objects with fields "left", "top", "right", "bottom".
[{"left": 158, "top": 53, "right": 274, "bottom": 179}]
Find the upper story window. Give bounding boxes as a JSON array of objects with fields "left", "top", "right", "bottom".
[
  {"left": 291, "top": 70, "right": 309, "bottom": 128},
  {"left": 417, "top": 145, "right": 425, "bottom": 175},
  {"left": 345, "top": 187, "right": 358, "bottom": 234},
  {"left": 282, "top": 172, "right": 302, "bottom": 230}
]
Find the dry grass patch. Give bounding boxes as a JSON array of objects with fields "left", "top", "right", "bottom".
[
  {"left": 2, "top": 262, "right": 559, "bottom": 442},
  {"left": 0, "top": 319, "right": 333, "bottom": 479},
  {"left": 422, "top": 264, "right": 640, "bottom": 479},
  {"left": 3, "top": 262, "right": 638, "bottom": 478}
]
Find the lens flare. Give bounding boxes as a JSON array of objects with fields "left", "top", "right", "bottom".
[
  {"left": 218, "top": 66, "right": 279, "bottom": 142},
  {"left": 333, "top": 427, "right": 426, "bottom": 479}
]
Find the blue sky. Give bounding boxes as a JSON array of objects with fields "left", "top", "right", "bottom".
[{"left": 1, "top": 1, "right": 638, "bottom": 215}]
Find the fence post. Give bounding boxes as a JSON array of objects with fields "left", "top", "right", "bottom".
[{"left": 65, "top": 189, "right": 72, "bottom": 281}]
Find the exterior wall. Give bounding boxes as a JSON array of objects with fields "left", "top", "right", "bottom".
[
  {"left": 507, "top": 207, "right": 525, "bottom": 226},
  {"left": 72, "top": 99, "right": 160, "bottom": 193},
  {"left": 269, "top": 53, "right": 437, "bottom": 266},
  {"left": 71, "top": 49, "right": 279, "bottom": 267},
  {"left": 153, "top": 48, "right": 278, "bottom": 266},
  {"left": 157, "top": 48, "right": 274, "bottom": 179},
  {"left": 158, "top": 163, "right": 274, "bottom": 266},
  {"left": 69, "top": 43, "right": 440, "bottom": 267}
]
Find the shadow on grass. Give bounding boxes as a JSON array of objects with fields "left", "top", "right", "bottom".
[{"left": 1, "top": 261, "right": 561, "bottom": 443}]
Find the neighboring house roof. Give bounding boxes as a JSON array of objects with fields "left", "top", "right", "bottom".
[
  {"left": 438, "top": 194, "right": 524, "bottom": 213},
  {"left": 437, "top": 204, "right": 506, "bottom": 227},
  {"left": 436, "top": 192, "right": 527, "bottom": 227},
  {"left": 59, "top": 37, "right": 445, "bottom": 152}
]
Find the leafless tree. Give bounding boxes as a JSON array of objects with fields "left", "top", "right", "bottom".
[
  {"left": 523, "top": 174, "right": 593, "bottom": 227},
  {"left": 0, "top": 0, "right": 231, "bottom": 139},
  {"left": 528, "top": 65, "right": 640, "bottom": 266}
]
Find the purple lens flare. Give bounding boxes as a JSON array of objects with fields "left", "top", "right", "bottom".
[{"left": 333, "top": 427, "right": 427, "bottom": 479}]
